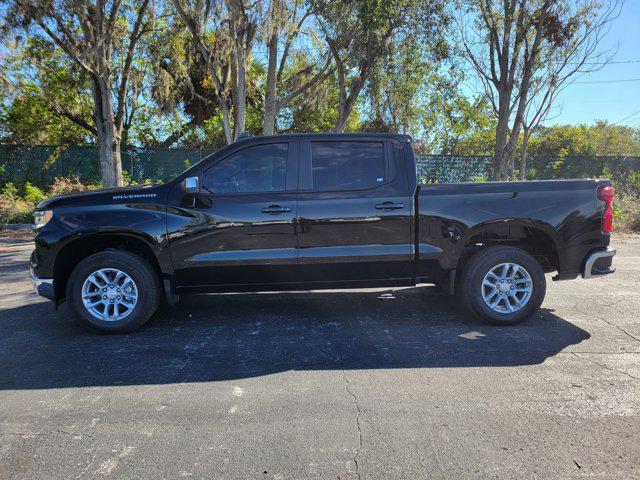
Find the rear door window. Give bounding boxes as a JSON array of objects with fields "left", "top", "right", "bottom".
[{"left": 310, "top": 141, "right": 386, "bottom": 191}]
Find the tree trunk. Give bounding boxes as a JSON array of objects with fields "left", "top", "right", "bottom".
[
  {"left": 233, "top": 47, "right": 247, "bottom": 140},
  {"left": 92, "top": 77, "right": 123, "bottom": 188},
  {"left": 493, "top": 88, "right": 524, "bottom": 181},
  {"left": 333, "top": 48, "right": 347, "bottom": 132},
  {"left": 96, "top": 119, "right": 122, "bottom": 188},
  {"left": 221, "top": 102, "right": 234, "bottom": 145},
  {"left": 335, "top": 81, "right": 363, "bottom": 132},
  {"left": 263, "top": 24, "right": 279, "bottom": 136},
  {"left": 519, "top": 127, "right": 531, "bottom": 180},
  {"left": 335, "top": 109, "right": 348, "bottom": 133},
  {"left": 492, "top": 106, "right": 511, "bottom": 180}
]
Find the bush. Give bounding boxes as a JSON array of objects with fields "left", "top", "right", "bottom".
[
  {"left": 0, "top": 195, "right": 13, "bottom": 225},
  {"left": 1, "top": 182, "right": 33, "bottom": 225},
  {"left": 122, "top": 170, "right": 155, "bottom": 187},
  {"left": 1, "top": 177, "right": 88, "bottom": 225},
  {"left": 48, "top": 176, "right": 91, "bottom": 197},
  {"left": 2, "top": 182, "right": 19, "bottom": 202},
  {"left": 0, "top": 192, "right": 33, "bottom": 225},
  {"left": 1, "top": 175, "right": 159, "bottom": 226},
  {"left": 23, "top": 182, "right": 46, "bottom": 206},
  {"left": 614, "top": 192, "right": 640, "bottom": 233}
]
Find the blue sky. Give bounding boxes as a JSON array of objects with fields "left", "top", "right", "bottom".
[{"left": 547, "top": 1, "right": 640, "bottom": 127}]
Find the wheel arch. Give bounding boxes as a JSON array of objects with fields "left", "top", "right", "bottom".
[
  {"left": 53, "top": 232, "right": 163, "bottom": 300},
  {"left": 455, "top": 219, "right": 565, "bottom": 275}
]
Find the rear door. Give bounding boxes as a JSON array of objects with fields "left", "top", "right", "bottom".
[{"left": 295, "top": 137, "right": 414, "bottom": 284}]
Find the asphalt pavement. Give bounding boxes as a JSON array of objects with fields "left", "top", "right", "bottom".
[{"left": 1, "top": 234, "right": 639, "bottom": 479}]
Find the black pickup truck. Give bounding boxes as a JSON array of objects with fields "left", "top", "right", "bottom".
[{"left": 30, "top": 133, "right": 616, "bottom": 332}]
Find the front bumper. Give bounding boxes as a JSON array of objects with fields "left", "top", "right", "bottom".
[
  {"left": 30, "top": 265, "right": 56, "bottom": 301},
  {"left": 582, "top": 248, "right": 616, "bottom": 279}
]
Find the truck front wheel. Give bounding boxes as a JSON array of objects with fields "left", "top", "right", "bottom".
[
  {"left": 67, "top": 250, "right": 161, "bottom": 333},
  {"left": 461, "top": 246, "right": 546, "bottom": 325}
]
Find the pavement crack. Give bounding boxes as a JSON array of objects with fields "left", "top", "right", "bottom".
[
  {"left": 571, "top": 303, "right": 640, "bottom": 344},
  {"left": 341, "top": 370, "right": 363, "bottom": 480},
  {"left": 171, "top": 333, "right": 201, "bottom": 381},
  {"left": 572, "top": 352, "right": 640, "bottom": 381},
  {"left": 0, "top": 430, "right": 94, "bottom": 439}
]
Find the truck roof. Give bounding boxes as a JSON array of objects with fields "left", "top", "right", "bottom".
[{"left": 236, "top": 132, "right": 412, "bottom": 143}]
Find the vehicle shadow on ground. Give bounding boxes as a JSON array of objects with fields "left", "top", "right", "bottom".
[{"left": 0, "top": 286, "right": 590, "bottom": 390}]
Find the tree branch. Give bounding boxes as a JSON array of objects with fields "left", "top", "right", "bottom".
[{"left": 114, "top": 0, "right": 150, "bottom": 131}]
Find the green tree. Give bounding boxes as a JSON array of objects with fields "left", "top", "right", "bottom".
[
  {"left": 313, "top": 0, "right": 448, "bottom": 132},
  {"left": 433, "top": 96, "right": 496, "bottom": 155},
  {"left": 459, "top": 0, "right": 620, "bottom": 180},
  {"left": 4, "top": 0, "right": 154, "bottom": 187},
  {"left": 0, "top": 38, "right": 93, "bottom": 145},
  {"left": 261, "top": 0, "right": 333, "bottom": 135},
  {"left": 527, "top": 122, "right": 640, "bottom": 158},
  {"left": 171, "top": 0, "right": 260, "bottom": 144},
  {"left": 362, "top": 34, "right": 441, "bottom": 136}
]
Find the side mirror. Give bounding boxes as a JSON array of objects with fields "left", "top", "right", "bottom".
[{"left": 183, "top": 176, "right": 200, "bottom": 194}]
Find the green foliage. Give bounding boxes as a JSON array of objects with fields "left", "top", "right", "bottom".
[
  {"left": 0, "top": 38, "right": 93, "bottom": 145},
  {"left": 0, "top": 183, "right": 32, "bottom": 224},
  {"left": 524, "top": 122, "right": 640, "bottom": 193},
  {"left": 1, "top": 183, "right": 19, "bottom": 202},
  {"left": 527, "top": 122, "right": 640, "bottom": 157},
  {"left": 278, "top": 55, "right": 362, "bottom": 133},
  {"left": 122, "top": 171, "right": 155, "bottom": 187},
  {"left": 1, "top": 175, "right": 145, "bottom": 224},
  {"left": 614, "top": 194, "right": 640, "bottom": 233},
  {"left": 23, "top": 182, "right": 46, "bottom": 205},
  {"left": 362, "top": 33, "right": 440, "bottom": 136},
  {"left": 424, "top": 93, "right": 496, "bottom": 155},
  {"left": 0, "top": 195, "right": 33, "bottom": 224}
]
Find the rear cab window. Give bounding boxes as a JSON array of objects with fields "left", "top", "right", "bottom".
[{"left": 309, "top": 141, "right": 392, "bottom": 191}]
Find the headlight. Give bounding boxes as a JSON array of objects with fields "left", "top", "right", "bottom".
[{"left": 34, "top": 210, "right": 53, "bottom": 229}]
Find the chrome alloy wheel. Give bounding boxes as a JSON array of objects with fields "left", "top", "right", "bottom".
[
  {"left": 81, "top": 268, "right": 138, "bottom": 322},
  {"left": 481, "top": 262, "right": 533, "bottom": 314}
]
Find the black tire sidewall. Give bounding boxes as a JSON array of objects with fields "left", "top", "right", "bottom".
[
  {"left": 67, "top": 251, "right": 160, "bottom": 333},
  {"left": 462, "top": 246, "right": 546, "bottom": 325}
]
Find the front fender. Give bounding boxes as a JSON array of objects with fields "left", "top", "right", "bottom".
[{"left": 32, "top": 202, "right": 170, "bottom": 280}]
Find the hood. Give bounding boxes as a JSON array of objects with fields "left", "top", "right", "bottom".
[{"left": 36, "top": 184, "right": 167, "bottom": 210}]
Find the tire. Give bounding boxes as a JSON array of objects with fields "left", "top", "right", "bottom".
[
  {"left": 461, "top": 246, "right": 546, "bottom": 325},
  {"left": 67, "top": 250, "right": 161, "bottom": 333}
]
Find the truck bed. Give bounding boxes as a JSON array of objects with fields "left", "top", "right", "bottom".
[{"left": 416, "top": 179, "right": 611, "bottom": 280}]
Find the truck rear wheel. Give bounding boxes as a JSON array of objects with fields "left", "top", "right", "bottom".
[
  {"left": 461, "top": 246, "right": 546, "bottom": 325},
  {"left": 67, "top": 250, "right": 161, "bottom": 333}
]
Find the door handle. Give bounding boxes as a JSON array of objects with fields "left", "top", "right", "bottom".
[
  {"left": 261, "top": 205, "right": 292, "bottom": 214},
  {"left": 375, "top": 202, "right": 405, "bottom": 211}
]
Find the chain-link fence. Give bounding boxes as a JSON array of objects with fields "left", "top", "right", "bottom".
[
  {"left": 415, "top": 155, "right": 492, "bottom": 183},
  {"left": 416, "top": 154, "right": 640, "bottom": 195},
  {"left": 0, "top": 145, "right": 216, "bottom": 189},
  {"left": 1, "top": 144, "right": 639, "bottom": 194}
]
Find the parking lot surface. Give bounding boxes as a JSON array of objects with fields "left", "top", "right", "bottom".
[{"left": 1, "top": 234, "right": 639, "bottom": 479}]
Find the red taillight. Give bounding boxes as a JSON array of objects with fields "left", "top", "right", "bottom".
[
  {"left": 598, "top": 186, "right": 615, "bottom": 203},
  {"left": 597, "top": 185, "right": 615, "bottom": 233}
]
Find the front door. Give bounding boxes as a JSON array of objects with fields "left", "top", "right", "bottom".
[
  {"left": 295, "top": 138, "right": 414, "bottom": 284},
  {"left": 168, "top": 141, "right": 299, "bottom": 289}
]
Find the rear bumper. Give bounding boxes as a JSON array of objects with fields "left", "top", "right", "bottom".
[{"left": 582, "top": 248, "right": 616, "bottom": 279}]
